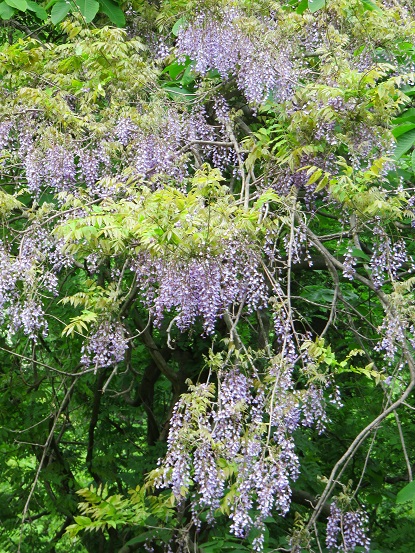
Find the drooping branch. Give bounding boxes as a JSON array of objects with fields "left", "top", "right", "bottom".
[
  {"left": 131, "top": 309, "right": 179, "bottom": 391},
  {"left": 305, "top": 356, "right": 415, "bottom": 532}
]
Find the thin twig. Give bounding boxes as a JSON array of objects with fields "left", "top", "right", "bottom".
[
  {"left": 18, "top": 378, "right": 78, "bottom": 551},
  {"left": 394, "top": 410, "right": 413, "bottom": 481}
]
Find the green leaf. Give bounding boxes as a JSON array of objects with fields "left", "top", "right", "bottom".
[
  {"left": 308, "top": 0, "right": 325, "bottom": 13},
  {"left": 180, "top": 64, "right": 196, "bottom": 87},
  {"left": 0, "top": 1, "right": 14, "bottom": 18},
  {"left": 394, "top": 129, "right": 415, "bottom": 159},
  {"left": 301, "top": 286, "right": 335, "bottom": 304},
  {"left": 51, "top": 0, "right": 71, "bottom": 24},
  {"left": 4, "top": 0, "right": 27, "bottom": 10},
  {"left": 393, "top": 108, "right": 415, "bottom": 124},
  {"left": 365, "top": 493, "right": 383, "bottom": 504},
  {"left": 200, "top": 540, "right": 225, "bottom": 553},
  {"left": 73, "top": 515, "right": 92, "bottom": 526},
  {"left": 361, "top": 0, "right": 382, "bottom": 11},
  {"left": 392, "top": 123, "right": 415, "bottom": 138},
  {"left": 98, "top": 0, "right": 125, "bottom": 27},
  {"left": 350, "top": 248, "right": 370, "bottom": 261},
  {"left": 26, "top": 0, "right": 47, "bottom": 18},
  {"left": 296, "top": 0, "right": 308, "bottom": 14},
  {"left": 172, "top": 17, "right": 185, "bottom": 37},
  {"left": 401, "top": 85, "right": 415, "bottom": 97},
  {"left": 162, "top": 85, "right": 195, "bottom": 101},
  {"left": 162, "top": 60, "right": 187, "bottom": 80},
  {"left": 396, "top": 481, "right": 415, "bottom": 504},
  {"left": 307, "top": 168, "right": 322, "bottom": 185},
  {"left": 412, "top": 150, "right": 415, "bottom": 174},
  {"left": 74, "top": 0, "right": 99, "bottom": 22},
  {"left": 125, "top": 529, "right": 172, "bottom": 545}
]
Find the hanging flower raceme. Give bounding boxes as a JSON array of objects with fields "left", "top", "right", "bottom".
[
  {"left": 153, "top": 344, "right": 338, "bottom": 552},
  {"left": 326, "top": 501, "right": 370, "bottom": 553},
  {"left": 80, "top": 320, "right": 128, "bottom": 370},
  {"left": 176, "top": 7, "right": 296, "bottom": 104},
  {"left": 132, "top": 241, "right": 268, "bottom": 334}
]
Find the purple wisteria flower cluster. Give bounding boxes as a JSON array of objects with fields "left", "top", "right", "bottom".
[
  {"left": 132, "top": 242, "right": 268, "bottom": 334},
  {"left": 20, "top": 134, "right": 112, "bottom": 197},
  {"left": 375, "top": 310, "right": 406, "bottom": 360},
  {"left": 348, "top": 124, "right": 395, "bottom": 172},
  {"left": 3, "top": 103, "right": 237, "bottom": 199},
  {"left": 80, "top": 321, "right": 128, "bottom": 370},
  {"left": 176, "top": 8, "right": 296, "bottom": 105},
  {"left": 0, "top": 120, "right": 12, "bottom": 152},
  {"left": 342, "top": 247, "right": 357, "bottom": 280},
  {"left": 370, "top": 225, "right": 407, "bottom": 288},
  {"left": 156, "top": 340, "right": 338, "bottom": 551},
  {"left": 0, "top": 228, "right": 71, "bottom": 342},
  {"left": 116, "top": 106, "right": 236, "bottom": 185},
  {"left": 326, "top": 501, "right": 370, "bottom": 552}
]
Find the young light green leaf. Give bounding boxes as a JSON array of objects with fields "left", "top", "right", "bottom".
[
  {"left": 361, "top": 0, "right": 382, "bottom": 11},
  {"left": 307, "top": 168, "right": 322, "bottom": 185},
  {"left": 73, "top": 515, "right": 92, "bottom": 526}
]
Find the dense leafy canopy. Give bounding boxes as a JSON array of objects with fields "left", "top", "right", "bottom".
[{"left": 2, "top": 0, "right": 415, "bottom": 552}]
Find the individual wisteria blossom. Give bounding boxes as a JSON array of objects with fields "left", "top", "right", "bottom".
[
  {"left": 0, "top": 243, "right": 18, "bottom": 319},
  {"left": 78, "top": 148, "right": 101, "bottom": 187},
  {"left": 8, "top": 300, "right": 48, "bottom": 343},
  {"left": 176, "top": 8, "right": 296, "bottom": 104},
  {"left": 24, "top": 147, "right": 44, "bottom": 194},
  {"left": 283, "top": 225, "right": 309, "bottom": 266},
  {"left": 193, "top": 436, "right": 225, "bottom": 522},
  {"left": 326, "top": 501, "right": 370, "bottom": 552},
  {"left": 301, "top": 384, "right": 329, "bottom": 433},
  {"left": 44, "top": 145, "right": 76, "bottom": 192},
  {"left": 155, "top": 383, "right": 211, "bottom": 499},
  {"left": 21, "top": 141, "right": 78, "bottom": 195},
  {"left": 80, "top": 321, "right": 128, "bottom": 370},
  {"left": 20, "top": 226, "right": 73, "bottom": 274},
  {"left": 211, "top": 95, "right": 240, "bottom": 173},
  {"left": 218, "top": 369, "right": 254, "bottom": 457},
  {"left": 156, "top": 38, "right": 170, "bottom": 60}
]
